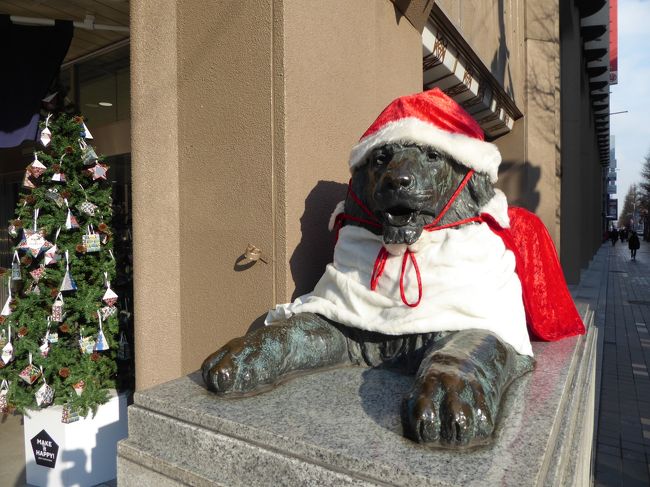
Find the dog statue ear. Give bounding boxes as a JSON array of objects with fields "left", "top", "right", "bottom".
[{"left": 467, "top": 171, "right": 496, "bottom": 208}]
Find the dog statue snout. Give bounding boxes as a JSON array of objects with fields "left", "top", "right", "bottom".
[{"left": 380, "top": 169, "right": 414, "bottom": 193}]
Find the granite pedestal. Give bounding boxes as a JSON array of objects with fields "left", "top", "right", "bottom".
[{"left": 118, "top": 304, "right": 596, "bottom": 486}]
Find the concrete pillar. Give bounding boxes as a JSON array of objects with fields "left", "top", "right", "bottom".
[
  {"left": 559, "top": 0, "right": 583, "bottom": 284},
  {"left": 525, "top": 0, "right": 561, "bottom": 249},
  {"left": 130, "top": 0, "right": 421, "bottom": 389}
]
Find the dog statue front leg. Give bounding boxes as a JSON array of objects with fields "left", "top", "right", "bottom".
[
  {"left": 401, "top": 330, "right": 534, "bottom": 447},
  {"left": 202, "top": 313, "right": 350, "bottom": 396}
]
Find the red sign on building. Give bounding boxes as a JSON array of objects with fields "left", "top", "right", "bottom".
[{"left": 610, "top": 0, "right": 618, "bottom": 84}]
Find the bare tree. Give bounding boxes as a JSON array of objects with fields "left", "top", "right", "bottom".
[
  {"left": 639, "top": 150, "right": 650, "bottom": 240},
  {"left": 618, "top": 183, "right": 642, "bottom": 230}
]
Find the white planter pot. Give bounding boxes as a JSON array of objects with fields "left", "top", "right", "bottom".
[{"left": 23, "top": 390, "right": 128, "bottom": 487}]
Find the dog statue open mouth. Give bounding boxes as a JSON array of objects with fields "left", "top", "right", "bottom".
[{"left": 202, "top": 89, "right": 585, "bottom": 448}]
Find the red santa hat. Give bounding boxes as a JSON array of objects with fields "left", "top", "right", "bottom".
[{"left": 348, "top": 88, "right": 501, "bottom": 182}]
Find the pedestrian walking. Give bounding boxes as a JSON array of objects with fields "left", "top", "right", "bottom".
[
  {"left": 628, "top": 231, "right": 640, "bottom": 260},
  {"left": 610, "top": 228, "right": 618, "bottom": 246}
]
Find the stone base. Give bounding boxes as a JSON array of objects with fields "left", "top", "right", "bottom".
[{"left": 118, "top": 307, "right": 596, "bottom": 486}]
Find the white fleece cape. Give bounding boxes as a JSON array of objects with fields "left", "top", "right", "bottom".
[{"left": 266, "top": 191, "right": 533, "bottom": 356}]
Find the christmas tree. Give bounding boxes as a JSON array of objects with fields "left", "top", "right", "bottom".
[{"left": 0, "top": 113, "right": 123, "bottom": 418}]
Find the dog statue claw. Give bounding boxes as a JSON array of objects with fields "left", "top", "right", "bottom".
[{"left": 203, "top": 88, "right": 583, "bottom": 448}]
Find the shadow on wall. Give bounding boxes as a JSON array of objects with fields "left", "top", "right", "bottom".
[
  {"left": 498, "top": 160, "right": 541, "bottom": 212},
  {"left": 490, "top": 0, "right": 516, "bottom": 101},
  {"left": 290, "top": 180, "right": 347, "bottom": 300}
]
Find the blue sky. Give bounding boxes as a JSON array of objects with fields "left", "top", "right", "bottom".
[{"left": 610, "top": 0, "right": 650, "bottom": 205}]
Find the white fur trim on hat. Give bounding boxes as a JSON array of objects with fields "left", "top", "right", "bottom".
[{"left": 349, "top": 117, "right": 501, "bottom": 182}]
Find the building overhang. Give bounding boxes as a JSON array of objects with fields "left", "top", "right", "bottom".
[{"left": 421, "top": 6, "right": 522, "bottom": 141}]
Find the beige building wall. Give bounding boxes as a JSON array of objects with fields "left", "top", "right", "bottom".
[{"left": 130, "top": 0, "right": 422, "bottom": 389}]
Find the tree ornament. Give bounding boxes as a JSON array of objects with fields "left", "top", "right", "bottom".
[
  {"left": 86, "top": 163, "right": 108, "bottom": 181},
  {"left": 11, "top": 251, "right": 21, "bottom": 281},
  {"left": 47, "top": 318, "right": 58, "bottom": 343},
  {"left": 39, "top": 331, "right": 50, "bottom": 357},
  {"left": 76, "top": 182, "right": 99, "bottom": 216},
  {"left": 25, "top": 282, "right": 41, "bottom": 296},
  {"left": 79, "top": 139, "right": 98, "bottom": 166},
  {"left": 101, "top": 306, "right": 117, "bottom": 320},
  {"left": 51, "top": 293, "right": 64, "bottom": 322},
  {"left": 44, "top": 228, "right": 61, "bottom": 266},
  {"left": 73, "top": 380, "right": 85, "bottom": 396},
  {"left": 35, "top": 369, "right": 54, "bottom": 407},
  {"left": 18, "top": 209, "right": 53, "bottom": 258},
  {"left": 102, "top": 273, "right": 118, "bottom": 306},
  {"left": 79, "top": 200, "right": 98, "bottom": 216},
  {"left": 45, "top": 188, "right": 65, "bottom": 207},
  {"left": 39, "top": 114, "right": 53, "bottom": 147},
  {"left": 0, "top": 379, "right": 9, "bottom": 413},
  {"left": 1, "top": 280, "right": 12, "bottom": 317},
  {"left": 118, "top": 332, "right": 130, "bottom": 361},
  {"left": 64, "top": 199, "right": 80, "bottom": 230},
  {"left": 28, "top": 153, "right": 47, "bottom": 178},
  {"left": 94, "top": 311, "right": 109, "bottom": 352},
  {"left": 81, "top": 121, "right": 93, "bottom": 140},
  {"left": 30, "top": 265, "right": 45, "bottom": 283},
  {"left": 8, "top": 207, "right": 24, "bottom": 238},
  {"left": 1, "top": 326, "right": 13, "bottom": 365},
  {"left": 60, "top": 250, "right": 77, "bottom": 292},
  {"left": 51, "top": 155, "right": 67, "bottom": 182},
  {"left": 78, "top": 328, "right": 96, "bottom": 355},
  {"left": 82, "top": 226, "right": 101, "bottom": 253},
  {"left": 22, "top": 171, "right": 36, "bottom": 189},
  {"left": 19, "top": 353, "right": 41, "bottom": 385},
  {"left": 61, "top": 403, "right": 80, "bottom": 423}
]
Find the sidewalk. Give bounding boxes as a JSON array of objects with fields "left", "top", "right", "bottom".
[{"left": 594, "top": 237, "right": 650, "bottom": 486}]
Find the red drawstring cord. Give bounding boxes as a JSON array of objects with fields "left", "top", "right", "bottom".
[
  {"left": 400, "top": 250, "right": 422, "bottom": 307},
  {"left": 423, "top": 170, "right": 475, "bottom": 229},
  {"left": 334, "top": 171, "right": 477, "bottom": 306},
  {"left": 333, "top": 180, "right": 381, "bottom": 243},
  {"left": 370, "top": 247, "right": 389, "bottom": 291}
]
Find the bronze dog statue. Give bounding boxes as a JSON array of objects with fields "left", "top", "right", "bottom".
[{"left": 203, "top": 89, "right": 583, "bottom": 448}]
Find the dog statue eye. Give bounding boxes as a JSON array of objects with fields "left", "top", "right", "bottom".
[
  {"left": 426, "top": 149, "right": 440, "bottom": 160},
  {"left": 373, "top": 150, "right": 391, "bottom": 166}
]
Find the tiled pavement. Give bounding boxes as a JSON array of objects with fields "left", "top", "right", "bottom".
[{"left": 595, "top": 237, "right": 650, "bottom": 486}]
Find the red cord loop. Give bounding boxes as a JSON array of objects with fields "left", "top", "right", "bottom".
[{"left": 399, "top": 250, "right": 422, "bottom": 307}]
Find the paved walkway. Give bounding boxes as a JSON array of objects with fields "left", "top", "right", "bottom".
[{"left": 594, "top": 237, "right": 650, "bottom": 486}]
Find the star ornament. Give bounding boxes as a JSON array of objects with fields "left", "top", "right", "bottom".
[
  {"left": 18, "top": 229, "right": 53, "bottom": 258},
  {"left": 86, "top": 163, "right": 108, "bottom": 181}
]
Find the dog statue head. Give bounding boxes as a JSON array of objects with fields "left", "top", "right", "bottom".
[
  {"left": 333, "top": 89, "right": 503, "bottom": 245},
  {"left": 347, "top": 142, "right": 495, "bottom": 245}
]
